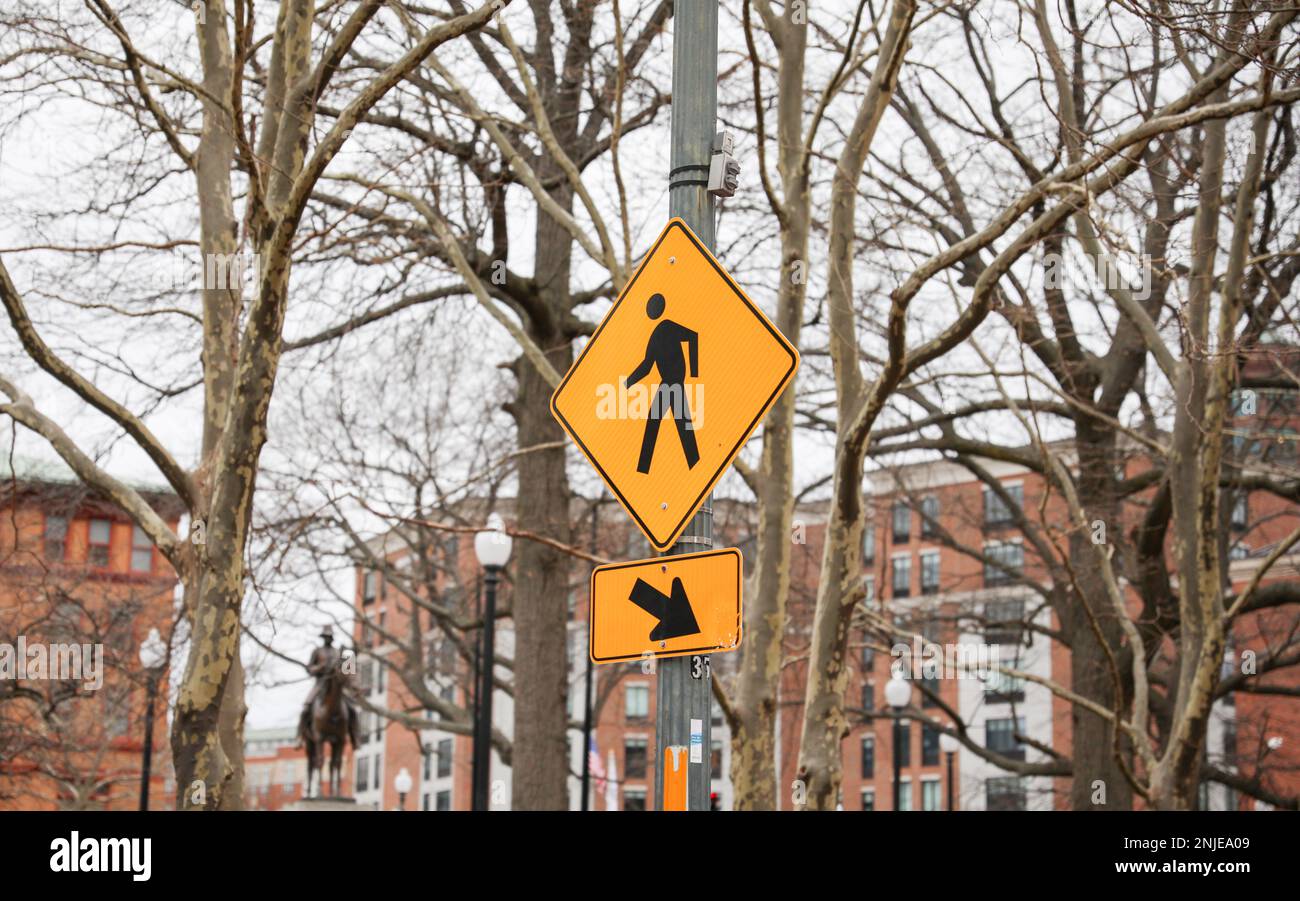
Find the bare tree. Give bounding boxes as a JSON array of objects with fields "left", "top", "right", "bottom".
[
  {"left": 793, "top": 0, "right": 1299, "bottom": 809},
  {"left": 0, "top": 0, "right": 506, "bottom": 808}
]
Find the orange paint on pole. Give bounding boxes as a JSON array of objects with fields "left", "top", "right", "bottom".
[{"left": 662, "top": 746, "right": 688, "bottom": 811}]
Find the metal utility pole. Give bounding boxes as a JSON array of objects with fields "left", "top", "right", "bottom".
[{"left": 654, "top": 0, "right": 718, "bottom": 813}]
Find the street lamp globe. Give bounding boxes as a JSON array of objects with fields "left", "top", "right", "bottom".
[
  {"left": 394, "top": 767, "right": 413, "bottom": 795},
  {"left": 939, "top": 732, "right": 960, "bottom": 754},
  {"left": 474, "top": 513, "right": 512, "bottom": 569},
  {"left": 884, "top": 675, "right": 911, "bottom": 710},
  {"left": 138, "top": 627, "right": 167, "bottom": 670}
]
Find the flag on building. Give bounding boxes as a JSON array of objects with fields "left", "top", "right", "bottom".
[{"left": 589, "top": 735, "right": 606, "bottom": 797}]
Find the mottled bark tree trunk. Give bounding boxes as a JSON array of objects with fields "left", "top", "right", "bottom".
[
  {"left": 730, "top": 4, "right": 810, "bottom": 810},
  {"left": 174, "top": 0, "right": 248, "bottom": 810},
  {"left": 795, "top": 0, "right": 916, "bottom": 809}
]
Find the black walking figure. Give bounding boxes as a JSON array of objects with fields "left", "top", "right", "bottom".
[{"left": 625, "top": 292, "right": 700, "bottom": 473}]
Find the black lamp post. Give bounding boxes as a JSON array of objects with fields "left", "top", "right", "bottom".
[
  {"left": 939, "top": 732, "right": 959, "bottom": 810},
  {"left": 884, "top": 675, "right": 911, "bottom": 811},
  {"left": 472, "top": 514, "right": 511, "bottom": 812},
  {"left": 137, "top": 628, "right": 167, "bottom": 811}
]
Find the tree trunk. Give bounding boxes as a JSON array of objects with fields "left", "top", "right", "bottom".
[
  {"left": 1062, "top": 423, "right": 1135, "bottom": 809},
  {"left": 507, "top": 172, "right": 575, "bottom": 809},
  {"left": 795, "top": 466, "right": 864, "bottom": 810},
  {"left": 731, "top": 220, "right": 808, "bottom": 810},
  {"left": 1061, "top": 590, "right": 1133, "bottom": 809},
  {"left": 172, "top": 0, "right": 249, "bottom": 810}
]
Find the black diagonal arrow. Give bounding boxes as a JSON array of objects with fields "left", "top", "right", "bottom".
[{"left": 628, "top": 576, "right": 701, "bottom": 642}]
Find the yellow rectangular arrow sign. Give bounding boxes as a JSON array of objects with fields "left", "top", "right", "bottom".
[{"left": 589, "top": 547, "right": 742, "bottom": 664}]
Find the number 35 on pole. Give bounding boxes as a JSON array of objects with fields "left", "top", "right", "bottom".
[{"left": 550, "top": 218, "right": 800, "bottom": 552}]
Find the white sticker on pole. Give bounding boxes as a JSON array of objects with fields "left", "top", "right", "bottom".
[{"left": 689, "top": 718, "right": 703, "bottom": 764}]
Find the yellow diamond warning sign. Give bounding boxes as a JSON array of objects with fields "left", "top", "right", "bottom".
[{"left": 550, "top": 219, "right": 799, "bottom": 551}]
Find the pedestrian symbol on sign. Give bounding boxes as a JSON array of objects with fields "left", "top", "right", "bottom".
[{"left": 624, "top": 292, "right": 700, "bottom": 473}]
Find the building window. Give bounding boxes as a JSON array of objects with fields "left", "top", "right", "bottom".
[
  {"left": 624, "top": 738, "right": 648, "bottom": 779},
  {"left": 919, "top": 675, "right": 940, "bottom": 709},
  {"left": 130, "top": 524, "right": 153, "bottom": 573},
  {"left": 626, "top": 684, "right": 649, "bottom": 720},
  {"left": 1230, "top": 494, "right": 1248, "bottom": 531},
  {"left": 436, "top": 738, "right": 452, "bottom": 778},
  {"left": 984, "top": 598, "right": 1027, "bottom": 646},
  {"left": 863, "top": 575, "right": 875, "bottom": 604},
  {"left": 861, "top": 643, "right": 875, "bottom": 671},
  {"left": 862, "top": 680, "right": 875, "bottom": 712},
  {"left": 920, "top": 550, "right": 940, "bottom": 595},
  {"left": 861, "top": 790, "right": 875, "bottom": 811},
  {"left": 862, "top": 524, "right": 876, "bottom": 564},
  {"left": 891, "top": 555, "right": 911, "bottom": 599},
  {"left": 920, "top": 496, "right": 940, "bottom": 537},
  {"left": 362, "top": 571, "right": 378, "bottom": 606},
  {"left": 711, "top": 740, "right": 722, "bottom": 773},
  {"left": 983, "top": 484, "right": 1023, "bottom": 526},
  {"left": 987, "top": 776, "right": 1026, "bottom": 811},
  {"left": 356, "top": 756, "right": 370, "bottom": 793},
  {"left": 922, "top": 779, "right": 941, "bottom": 811},
  {"left": 896, "top": 721, "right": 911, "bottom": 767},
  {"left": 891, "top": 501, "right": 911, "bottom": 542},
  {"left": 922, "top": 724, "right": 940, "bottom": 766},
  {"left": 88, "top": 518, "right": 112, "bottom": 568},
  {"left": 985, "top": 669, "right": 1025, "bottom": 703},
  {"left": 436, "top": 790, "right": 451, "bottom": 811},
  {"left": 983, "top": 542, "right": 1024, "bottom": 587},
  {"left": 623, "top": 788, "right": 647, "bottom": 811},
  {"left": 422, "top": 749, "right": 432, "bottom": 781},
  {"left": 897, "top": 780, "right": 912, "bottom": 811},
  {"left": 986, "top": 717, "right": 1026, "bottom": 761},
  {"left": 861, "top": 736, "right": 875, "bottom": 778},
  {"left": 421, "top": 794, "right": 430, "bottom": 811},
  {"left": 43, "top": 514, "right": 69, "bottom": 563}
]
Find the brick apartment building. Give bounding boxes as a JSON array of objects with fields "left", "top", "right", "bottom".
[
  {"left": 339, "top": 373, "right": 1297, "bottom": 810},
  {"left": 336, "top": 454, "right": 1295, "bottom": 812},
  {"left": 0, "top": 456, "right": 182, "bottom": 810}
]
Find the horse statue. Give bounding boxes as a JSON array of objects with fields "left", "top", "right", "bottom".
[{"left": 298, "top": 625, "right": 360, "bottom": 798}]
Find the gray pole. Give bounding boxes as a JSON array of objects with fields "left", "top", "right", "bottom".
[{"left": 654, "top": 0, "right": 718, "bottom": 813}]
